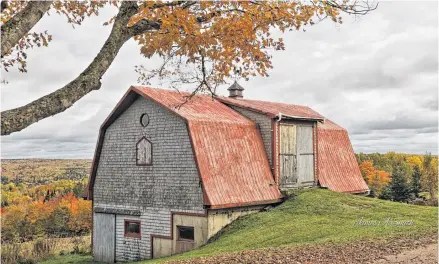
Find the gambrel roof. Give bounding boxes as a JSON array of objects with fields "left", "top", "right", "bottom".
[
  {"left": 317, "top": 120, "right": 369, "bottom": 193},
  {"left": 218, "top": 97, "right": 325, "bottom": 121},
  {"left": 217, "top": 97, "right": 369, "bottom": 194},
  {"left": 87, "top": 86, "right": 283, "bottom": 209},
  {"left": 88, "top": 86, "right": 368, "bottom": 206}
]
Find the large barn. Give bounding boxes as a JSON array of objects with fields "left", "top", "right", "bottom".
[{"left": 87, "top": 84, "right": 368, "bottom": 262}]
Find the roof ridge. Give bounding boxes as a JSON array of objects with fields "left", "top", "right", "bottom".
[{"left": 218, "top": 96, "right": 310, "bottom": 108}]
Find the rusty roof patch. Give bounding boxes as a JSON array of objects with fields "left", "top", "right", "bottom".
[{"left": 317, "top": 119, "right": 369, "bottom": 193}]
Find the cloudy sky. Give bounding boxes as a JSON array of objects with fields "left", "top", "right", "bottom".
[{"left": 1, "top": 1, "right": 438, "bottom": 159}]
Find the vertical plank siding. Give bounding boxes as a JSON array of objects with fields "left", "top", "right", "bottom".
[
  {"left": 279, "top": 123, "right": 315, "bottom": 188},
  {"left": 279, "top": 125, "right": 297, "bottom": 187},
  {"left": 297, "top": 126, "right": 315, "bottom": 183},
  {"left": 93, "top": 213, "right": 115, "bottom": 263}
]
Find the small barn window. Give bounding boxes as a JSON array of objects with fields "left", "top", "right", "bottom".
[
  {"left": 136, "top": 137, "right": 152, "bottom": 165},
  {"left": 124, "top": 220, "right": 141, "bottom": 238},
  {"left": 140, "top": 113, "right": 150, "bottom": 127},
  {"left": 177, "top": 226, "right": 194, "bottom": 241}
]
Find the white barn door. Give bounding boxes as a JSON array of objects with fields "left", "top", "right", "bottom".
[
  {"left": 279, "top": 124, "right": 314, "bottom": 189},
  {"left": 280, "top": 125, "right": 298, "bottom": 188},
  {"left": 297, "top": 125, "right": 314, "bottom": 184},
  {"left": 93, "top": 213, "right": 115, "bottom": 263}
]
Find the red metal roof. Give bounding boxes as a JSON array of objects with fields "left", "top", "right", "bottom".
[
  {"left": 133, "top": 87, "right": 248, "bottom": 124},
  {"left": 217, "top": 97, "right": 368, "bottom": 194},
  {"left": 218, "top": 97, "right": 324, "bottom": 120},
  {"left": 88, "top": 86, "right": 282, "bottom": 208},
  {"left": 317, "top": 119, "right": 369, "bottom": 193},
  {"left": 134, "top": 87, "right": 282, "bottom": 208}
]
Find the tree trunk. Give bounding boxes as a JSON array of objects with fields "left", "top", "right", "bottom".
[
  {"left": 1, "top": 1, "right": 53, "bottom": 58},
  {"left": 1, "top": 1, "right": 141, "bottom": 135}
]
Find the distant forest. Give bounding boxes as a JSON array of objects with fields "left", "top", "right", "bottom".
[
  {"left": 1, "top": 153, "right": 437, "bottom": 261},
  {"left": 1, "top": 159, "right": 92, "bottom": 245}
]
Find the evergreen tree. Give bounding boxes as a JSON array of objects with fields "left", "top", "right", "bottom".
[
  {"left": 379, "top": 185, "right": 392, "bottom": 200},
  {"left": 411, "top": 165, "right": 422, "bottom": 198},
  {"left": 391, "top": 166, "right": 413, "bottom": 202}
]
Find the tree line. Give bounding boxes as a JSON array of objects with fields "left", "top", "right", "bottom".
[{"left": 356, "top": 152, "right": 438, "bottom": 205}]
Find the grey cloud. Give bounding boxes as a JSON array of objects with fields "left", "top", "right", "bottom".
[
  {"left": 1, "top": 1, "right": 438, "bottom": 158},
  {"left": 420, "top": 98, "right": 438, "bottom": 111},
  {"left": 361, "top": 115, "right": 437, "bottom": 131}
]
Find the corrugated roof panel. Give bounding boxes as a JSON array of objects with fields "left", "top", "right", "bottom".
[
  {"left": 218, "top": 97, "right": 324, "bottom": 120},
  {"left": 134, "top": 87, "right": 283, "bottom": 208},
  {"left": 317, "top": 119, "right": 369, "bottom": 193},
  {"left": 89, "top": 86, "right": 367, "bottom": 203},
  {"left": 133, "top": 87, "right": 249, "bottom": 124},
  {"left": 189, "top": 121, "right": 281, "bottom": 207}
]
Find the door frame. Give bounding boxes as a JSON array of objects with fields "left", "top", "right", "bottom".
[
  {"left": 278, "top": 121, "right": 316, "bottom": 189},
  {"left": 279, "top": 123, "right": 298, "bottom": 188},
  {"left": 93, "top": 212, "right": 116, "bottom": 263}
]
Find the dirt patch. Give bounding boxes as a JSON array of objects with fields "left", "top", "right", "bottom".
[
  {"left": 164, "top": 234, "right": 437, "bottom": 264},
  {"left": 374, "top": 243, "right": 437, "bottom": 264}
]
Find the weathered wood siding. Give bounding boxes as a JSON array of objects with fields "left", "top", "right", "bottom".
[
  {"left": 93, "top": 213, "right": 115, "bottom": 263},
  {"left": 115, "top": 215, "right": 142, "bottom": 261},
  {"left": 152, "top": 237, "right": 172, "bottom": 259},
  {"left": 228, "top": 106, "right": 273, "bottom": 168},
  {"left": 173, "top": 214, "right": 208, "bottom": 254},
  {"left": 297, "top": 125, "right": 314, "bottom": 183},
  {"left": 93, "top": 97, "right": 205, "bottom": 261},
  {"left": 207, "top": 206, "right": 264, "bottom": 239},
  {"left": 280, "top": 125, "right": 297, "bottom": 187},
  {"left": 152, "top": 214, "right": 208, "bottom": 258},
  {"left": 279, "top": 121, "right": 316, "bottom": 189}
]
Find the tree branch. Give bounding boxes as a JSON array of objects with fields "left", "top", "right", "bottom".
[
  {"left": 1, "top": 1, "right": 140, "bottom": 135},
  {"left": 1, "top": 1, "right": 53, "bottom": 58},
  {"left": 128, "top": 19, "right": 162, "bottom": 37},
  {"left": 1, "top": 0, "right": 8, "bottom": 13}
]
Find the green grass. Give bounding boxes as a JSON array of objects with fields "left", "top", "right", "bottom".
[
  {"left": 39, "top": 254, "right": 93, "bottom": 264},
  {"left": 43, "top": 189, "right": 438, "bottom": 263},
  {"left": 145, "top": 189, "right": 437, "bottom": 263}
]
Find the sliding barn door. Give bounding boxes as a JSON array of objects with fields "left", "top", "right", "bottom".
[
  {"left": 280, "top": 125, "right": 298, "bottom": 188},
  {"left": 279, "top": 124, "right": 315, "bottom": 189},
  {"left": 93, "top": 213, "right": 115, "bottom": 263},
  {"left": 297, "top": 125, "right": 315, "bottom": 184}
]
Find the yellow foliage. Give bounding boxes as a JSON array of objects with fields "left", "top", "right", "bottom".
[{"left": 406, "top": 156, "right": 423, "bottom": 170}]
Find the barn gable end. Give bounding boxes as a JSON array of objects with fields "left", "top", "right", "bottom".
[{"left": 92, "top": 95, "right": 205, "bottom": 261}]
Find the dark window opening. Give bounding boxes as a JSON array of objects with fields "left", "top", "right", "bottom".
[
  {"left": 177, "top": 226, "right": 194, "bottom": 241},
  {"left": 140, "top": 113, "right": 150, "bottom": 127},
  {"left": 124, "top": 220, "right": 141, "bottom": 238}
]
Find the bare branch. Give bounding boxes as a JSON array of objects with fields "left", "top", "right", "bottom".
[{"left": 326, "top": 0, "right": 378, "bottom": 16}]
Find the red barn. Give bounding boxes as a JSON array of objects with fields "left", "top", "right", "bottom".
[{"left": 87, "top": 83, "right": 368, "bottom": 262}]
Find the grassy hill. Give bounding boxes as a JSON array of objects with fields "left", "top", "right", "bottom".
[{"left": 41, "top": 188, "right": 438, "bottom": 264}]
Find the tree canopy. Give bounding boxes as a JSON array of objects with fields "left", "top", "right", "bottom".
[{"left": 1, "top": 0, "right": 376, "bottom": 135}]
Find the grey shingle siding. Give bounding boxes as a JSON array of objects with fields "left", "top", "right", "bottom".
[
  {"left": 93, "top": 96, "right": 205, "bottom": 261},
  {"left": 229, "top": 106, "right": 273, "bottom": 168}
]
